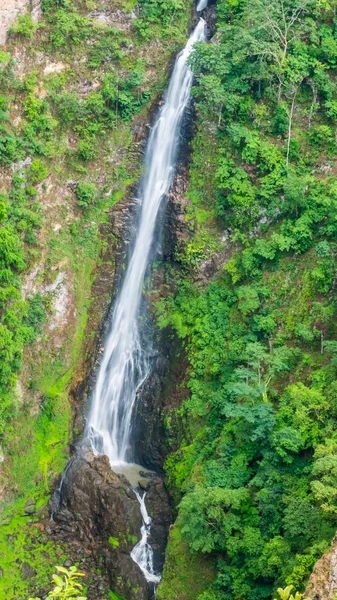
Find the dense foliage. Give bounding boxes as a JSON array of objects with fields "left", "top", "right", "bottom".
[
  {"left": 0, "top": 0, "right": 190, "bottom": 596},
  {"left": 0, "top": 0, "right": 188, "bottom": 444},
  {"left": 158, "top": 1, "right": 337, "bottom": 599},
  {"left": 0, "top": 171, "right": 46, "bottom": 437}
]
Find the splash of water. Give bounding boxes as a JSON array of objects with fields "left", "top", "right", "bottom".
[{"left": 86, "top": 17, "right": 207, "bottom": 584}]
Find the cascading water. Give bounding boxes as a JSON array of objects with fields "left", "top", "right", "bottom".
[
  {"left": 197, "top": 0, "right": 208, "bottom": 11},
  {"left": 85, "top": 15, "right": 207, "bottom": 585},
  {"left": 131, "top": 491, "right": 161, "bottom": 585}
]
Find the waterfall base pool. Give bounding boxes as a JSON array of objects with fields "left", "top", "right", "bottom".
[{"left": 111, "top": 461, "right": 155, "bottom": 489}]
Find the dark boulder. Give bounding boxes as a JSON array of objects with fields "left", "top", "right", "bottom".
[
  {"left": 21, "top": 562, "right": 36, "bottom": 580},
  {"left": 53, "top": 450, "right": 170, "bottom": 600},
  {"left": 132, "top": 355, "right": 169, "bottom": 470}
]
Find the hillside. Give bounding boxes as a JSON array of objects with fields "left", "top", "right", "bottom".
[
  {"left": 1, "top": 0, "right": 337, "bottom": 599},
  {"left": 156, "top": 1, "right": 337, "bottom": 598}
]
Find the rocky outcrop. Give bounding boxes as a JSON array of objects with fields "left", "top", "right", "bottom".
[
  {"left": 132, "top": 355, "right": 170, "bottom": 470},
  {"left": 52, "top": 449, "right": 171, "bottom": 600},
  {"left": 0, "top": 0, "right": 41, "bottom": 45},
  {"left": 164, "top": 170, "right": 191, "bottom": 259},
  {"left": 305, "top": 537, "right": 337, "bottom": 600},
  {"left": 45, "top": 55, "right": 200, "bottom": 600}
]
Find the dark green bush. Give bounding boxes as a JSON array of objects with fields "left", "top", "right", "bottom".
[{"left": 75, "top": 181, "right": 97, "bottom": 207}]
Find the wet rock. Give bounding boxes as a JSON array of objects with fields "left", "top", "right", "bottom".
[
  {"left": 133, "top": 356, "right": 169, "bottom": 469},
  {"left": 163, "top": 172, "right": 190, "bottom": 262},
  {"left": 52, "top": 450, "right": 170, "bottom": 600},
  {"left": 37, "top": 505, "right": 48, "bottom": 519},
  {"left": 132, "top": 121, "right": 148, "bottom": 144},
  {"left": 196, "top": 245, "right": 233, "bottom": 283},
  {"left": 21, "top": 562, "right": 36, "bottom": 580},
  {"left": 146, "top": 476, "right": 171, "bottom": 573},
  {"left": 24, "top": 500, "right": 36, "bottom": 515}
]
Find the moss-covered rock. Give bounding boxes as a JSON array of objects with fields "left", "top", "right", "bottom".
[{"left": 157, "top": 519, "right": 215, "bottom": 600}]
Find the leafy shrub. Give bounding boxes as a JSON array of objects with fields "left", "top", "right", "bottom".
[
  {"left": 274, "top": 586, "right": 309, "bottom": 600},
  {"left": 75, "top": 182, "right": 97, "bottom": 207},
  {"left": 315, "top": 241, "right": 331, "bottom": 257},
  {"left": 10, "top": 15, "right": 37, "bottom": 39},
  {"left": 135, "top": 0, "right": 185, "bottom": 38},
  {"left": 77, "top": 139, "right": 98, "bottom": 161},
  {"left": 25, "top": 294, "right": 46, "bottom": 335},
  {"left": 87, "top": 27, "right": 128, "bottom": 69},
  {"left": 0, "top": 135, "right": 22, "bottom": 166},
  {"left": 29, "top": 159, "right": 49, "bottom": 182},
  {"left": 0, "top": 51, "right": 11, "bottom": 65},
  {"left": 48, "top": 10, "right": 91, "bottom": 49},
  {"left": 29, "top": 565, "right": 87, "bottom": 600}
]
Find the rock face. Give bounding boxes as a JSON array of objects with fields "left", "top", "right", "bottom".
[
  {"left": 53, "top": 449, "right": 171, "bottom": 600},
  {"left": 123, "top": 168, "right": 193, "bottom": 470},
  {"left": 132, "top": 355, "right": 170, "bottom": 470},
  {"left": 0, "top": 0, "right": 41, "bottom": 45},
  {"left": 48, "top": 95, "right": 194, "bottom": 600},
  {"left": 305, "top": 538, "right": 337, "bottom": 600}
]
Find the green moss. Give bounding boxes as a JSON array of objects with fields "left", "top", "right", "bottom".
[
  {"left": 157, "top": 520, "right": 215, "bottom": 600},
  {"left": 0, "top": 519, "right": 69, "bottom": 597},
  {"left": 109, "top": 591, "right": 126, "bottom": 600}
]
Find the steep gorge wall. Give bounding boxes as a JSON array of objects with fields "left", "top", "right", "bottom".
[{"left": 0, "top": 0, "right": 196, "bottom": 595}]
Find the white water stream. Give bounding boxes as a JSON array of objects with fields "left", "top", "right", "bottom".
[
  {"left": 197, "top": 0, "right": 208, "bottom": 11},
  {"left": 86, "top": 17, "right": 207, "bottom": 585},
  {"left": 131, "top": 491, "right": 160, "bottom": 584}
]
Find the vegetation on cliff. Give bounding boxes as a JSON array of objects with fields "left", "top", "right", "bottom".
[
  {"left": 0, "top": 0, "right": 190, "bottom": 596},
  {"left": 157, "top": 1, "right": 337, "bottom": 599},
  {"left": 2, "top": 0, "right": 337, "bottom": 598},
  {"left": 29, "top": 565, "right": 87, "bottom": 600}
]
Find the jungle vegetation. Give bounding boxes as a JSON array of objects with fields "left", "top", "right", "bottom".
[
  {"left": 0, "top": 0, "right": 189, "bottom": 596},
  {"left": 157, "top": 0, "right": 337, "bottom": 599},
  {"left": 1, "top": 0, "right": 337, "bottom": 598}
]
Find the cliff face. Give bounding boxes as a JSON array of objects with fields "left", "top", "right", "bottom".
[
  {"left": 305, "top": 539, "right": 337, "bottom": 600},
  {"left": 0, "top": 0, "right": 41, "bottom": 44},
  {"left": 52, "top": 451, "right": 171, "bottom": 600},
  {"left": 0, "top": 0, "right": 193, "bottom": 596}
]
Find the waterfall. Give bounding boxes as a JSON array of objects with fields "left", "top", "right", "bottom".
[
  {"left": 85, "top": 16, "right": 207, "bottom": 584},
  {"left": 197, "top": 0, "right": 208, "bottom": 11},
  {"left": 130, "top": 491, "right": 161, "bottom": 585},
  {"left": 50, "top": 458, "right": 73, "bottom": 521}
]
